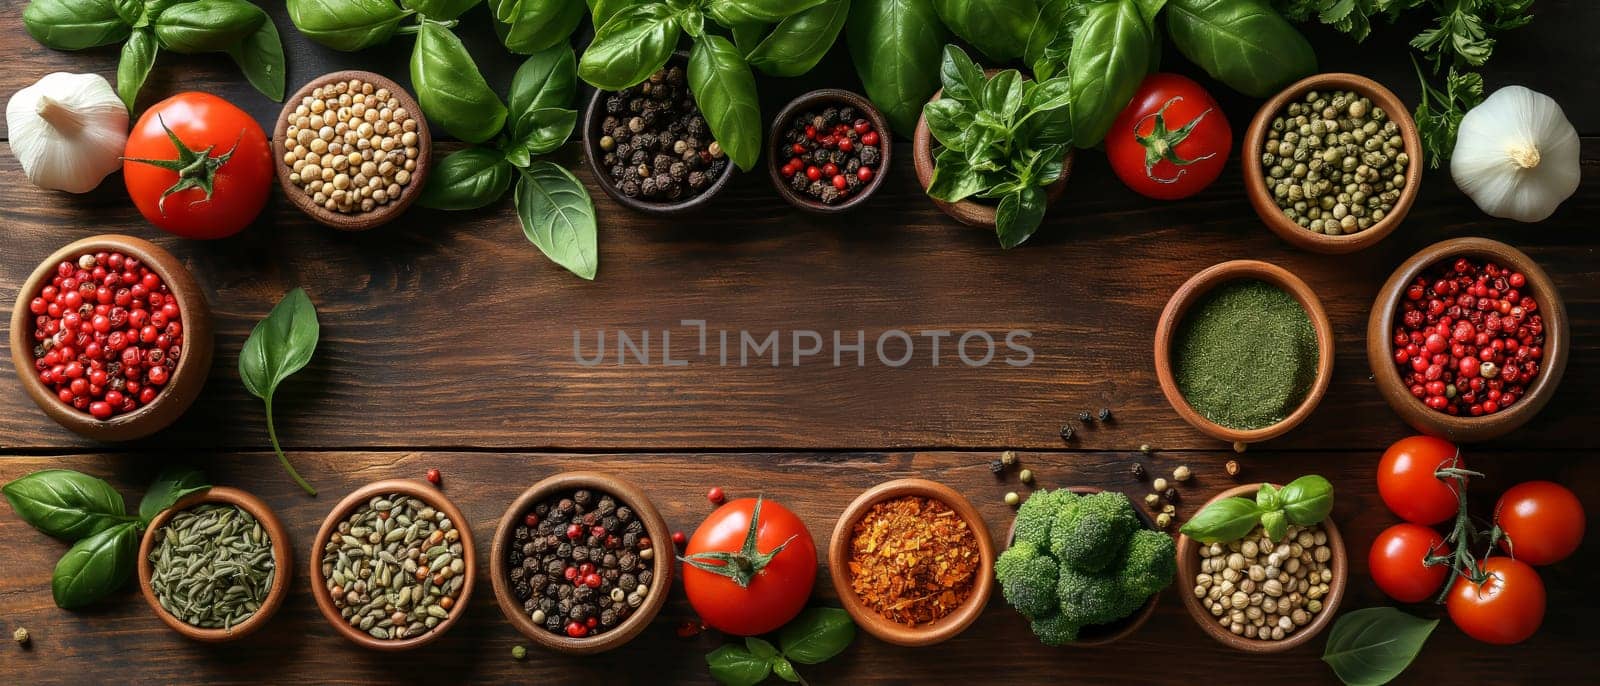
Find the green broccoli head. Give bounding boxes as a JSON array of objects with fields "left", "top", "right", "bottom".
[
  {"left": 1049, "top": 491, "right": 1139, "bottom": 572},
  {"left": 999, "top": 549, "right": 1060, "bottom": 620},
  {"left": 1055, "top": 565, "right": 1123, "bottom": 626},
  {"left": 1013, "top": 489, "right": 1076, "bottom": 548},
  {"left": 1117, "top": 528, "right": 1178, "bottom": 602},
  {"left": 1029, "top": 611, "right": 1081, "bottom": 647},
  {"left": 995, "top": 540, "right": 1039, "bottom": 581}
]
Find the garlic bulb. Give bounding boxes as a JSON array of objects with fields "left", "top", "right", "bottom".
[
  {"left": 1451, "top": 86, "right": 1580, "bottom": 223},
  {"left": 5, "top": 72, "right": 129, "bottom": 193}
]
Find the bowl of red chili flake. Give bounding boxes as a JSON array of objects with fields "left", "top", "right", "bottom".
[
  {"left": 828, "top": 478, "right": 993, "bottom": 647},
  {"left": 11, "top": 235, "right": 213, "bottom": 441},
  {"left": 1368, "top": 237, "right": 1568, "bottom": 443}
]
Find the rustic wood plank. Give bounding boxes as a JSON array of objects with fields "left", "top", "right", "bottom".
[{"left": 1, "top": 450, "right": 1594, "bottom": 684}]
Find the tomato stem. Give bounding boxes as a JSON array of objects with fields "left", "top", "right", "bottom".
[
  {"left": 1429, "top": 457, "right": 1498, "bottom": 604},
  {"left": 1133, "top": 96, "right": 1218, "bottom": 185},
  {"left": 678, "top": 496, "right": 794, "bottom": 588}
]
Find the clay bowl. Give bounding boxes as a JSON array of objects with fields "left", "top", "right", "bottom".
[
  {"left": 1175, "top": 484, "right": 1347, "bottom": 653},
  {"left": 138, "top": 487, "right": 292, "bottom": 642},
  {"left": 583, "top": 52, "right": 736, "bottom": 216},
  {"left": 1244, "top": 73, "right": 1422, "bottom": 254},
  {"left": 273, "top": 70, "right": 432, "bottom": 231},
  {"left": 1154, "top": 259, "right": 1335, "bottom": 446},
  {"left": 768, "top": 89, "right": 891, "bottom": 213},
  {"left": 828, "top": 478, "right": 994, "bottom": 647},
  {"left": 1002, "top": 487, "right": 1161, "bottom": 646},
  {"left": 913, "top": 69, "right": 1073, "bottom": 231},
  {"left": 1366, "top": 237, "right": 1568, "bottom": 442},
  {"left": 310, "top": 479, "right": 475, "bottom": 651},
  {"left": 10, "top": 234, "right": 214, "bottom": 441},
  {"left": 490, "top": 471, "right": 674, "bottom": 655}
]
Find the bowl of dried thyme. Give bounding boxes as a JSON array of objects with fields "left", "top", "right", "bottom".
[
  {"left": 137, "top": 486, "right": 292, "bottom": 642},
  {"left": 827, "top": 478, "right": 994, "bottom": 647}
]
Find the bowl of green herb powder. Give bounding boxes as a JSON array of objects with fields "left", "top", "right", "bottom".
[{"left": 1155, "top": 260, "right": 1334, "bottom": 444}]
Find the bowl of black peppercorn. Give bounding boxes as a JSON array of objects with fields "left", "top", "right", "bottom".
[
  {"left": 768, "top": 89, "right": 890, "bottom": 213},
  {"left": 583, "top": 52, "right": 736, "bottom": 215}
]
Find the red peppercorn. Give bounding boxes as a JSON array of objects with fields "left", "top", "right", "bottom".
[
  {"left": 566, "top": 523, "right": 583, "bottom": 540},
  {"left": 524, "top": 512, "right": 539, "bottom": 527},
  {"left": 853, "top": 119, "right": 871, "bottom": 134},
  {"left": 566, "top": 622, "right": 588, "bottom": 638},
  {"left": 426, "top": 468, "right": 441, "bottom": 485},
  {"left": 832, "top": 175, "right": 847, "bottom": 190},
  {"left": 707, "top": 486, "right": 725, "bottom": 505},
  {"left": 805, "top": 166, "right": 821, "bottom": 181},
  {"left": 822, "top": 163, "right": 839, "bottom": 177},
  {"left": 675, "top": 620, "right": 704, "bottom": 639},
  {"left": 838, "top": 138, "right": 854, "bottom": 153},
  {"left": 563, "top": 566, "right": 578, "bottom": 581},
  {"left": 857, "top": 167, "right": 873, "bottom": 182},
  {"left": 671, "top": 531, "right": 686, "bottom": 546},
  {"left": 584, "top": 573, "right": 603, "bottom": 588}
]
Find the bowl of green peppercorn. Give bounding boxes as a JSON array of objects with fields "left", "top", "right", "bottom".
[{"left": 1244, "top": 73, "right": 1422, "bottom": 254}]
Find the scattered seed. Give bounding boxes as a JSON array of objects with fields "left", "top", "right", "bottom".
[
  {"left": 1164, "top": 488, "right": 1181, "bottom": 504},
  {"left": 1225, "top": 459, "right": 1241, "bottom": 477},
  {"left": 1059, "top": 425, "right": 1075, "bottom": 441},
  {"left": 1019, "top": 469, "right": 1034, "bottom": 485},
  {"left": 13, "top": 628, "right": 29, "bottom": 646},
  {"left": 512, "top": 645, "right": 527, "bottom": 660},
  {"left": 1152, "top": 477, "right": 1169, "bottom": 493},
  {"left": 1173, "top": 465, "right": 1192, "bottom": 482},
  {"left": 1004, "top": 492, "right": 1020, "bottom": 507},
  {"left": 988, "top": 459, "right": 1006, "bottom": 475},
  {"left": 1155, "top": 512, "right": 1172, "bottom": 529},
  {"left": 1144, "top": 493, "right": 1162, "bottom": 508},
  {"left": 1098, "top": 407, "right": 1113, "bottom": 421},
  {"left": 1000, "top": 450, "right": 1018, "bottom": 466},
  {"left": 1140, "top": 443, "right": 1153, "bottom": 454},
  {"left": 1233, "top": 441, "right": 1248, "bottom": 454},
  {"left": 1131, "top": 463, "right": 1147, "bottom": 480}
]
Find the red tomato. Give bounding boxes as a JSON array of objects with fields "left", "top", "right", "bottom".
[
  {"left": 1368, "top": 523, "right": 1451, "bottom": 603},
  {"left": 1378, "top": 436, "right": 1463, "bottom": 525},
  {"left": 1446, "top": 557, "right": 1545, "bottom": 645},
  {"left": 1496, "top": 481, "right": 1585, "bottom": 566},
  {"left": 682, "top": 497, "right": 816, "bottom": 636},
  {"left": 1105, "top": 73, "right": 1231, "bottom": 200},
  {"left": 123, "top": 92, "right": 271, "bottom": 239}
]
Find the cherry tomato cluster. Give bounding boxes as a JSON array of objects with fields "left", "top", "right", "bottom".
[
  {"left": 1369, "top": 436, "right": 1584, "bottom": 645},
  {"left": 27, "top": 251, "right": 183, "bottom": 419},
  {"left": 1391, "top": 257, "right": 1544, "bottom": 417},
  {"left": 778, "top": 110, "right": 880, "bottom": 205}
]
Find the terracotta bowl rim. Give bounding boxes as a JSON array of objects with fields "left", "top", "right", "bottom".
[
  {"left": 827, "top": 477, "right": 995, "bottom": 647},
  {"left": 308, "top": 478, "right": 475, "bottom": 650},
  {"left": 767, "top": 88, "right": 892, "bottom": 214},
  {"left": 1154, "top": 259, "right": 1336, "bottom": 444},
  {"left": 488, "top": 470, "right": 674, "bottom": 655}
]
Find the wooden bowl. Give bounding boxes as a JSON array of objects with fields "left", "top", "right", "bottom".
[
  {"left": 489, "top": 471, "right": 673, "bottom": 655},
  {"left": 137, "top": 486, "right": 292, "bottom": 642},
  {"left": 583, "top": 52, "right": 737, "bottom": 216},
  {"left": 273, "top": 70, "right": 432, "bottom": 231},
  {"left": 1002, "top": 487, "right": 1162, "bottom": 646},
  {"left": 828, "top": 478, "right": 994, "bottom": 647},
  {"left": 1366, "top": 237, "right": 1569, "bottom": 442},
  {"left": 1175, "top": 484, "right": 1347, "bottom": 652},
  {"left": 1244, "top": 73, "right": 1422, "bottom": 254},
  {"left": 912, "top": 69, "right": 1073, "bottom": 231},
  {"left": 9, "top": 234, "right": 213, "bottom": 441},
  {"left": 768, "top": 89, "right": 890, "bottom": 213},
  {"left": 1154, "top": 259, "right": 1335, "bottom": 446},
  {"left": 309, "top": 479, "right": 475, "bottom": 650}
]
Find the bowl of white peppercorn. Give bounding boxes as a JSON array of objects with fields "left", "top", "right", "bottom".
[
  {"left": 1244, "top": 73, "right": 1421, "bottom": 255},
  {"left": 1175, "top": 483, "right": 1347, "bottom": 653},
  {"left": 274, "top": 71, "right": 432, "bottom": 231}
]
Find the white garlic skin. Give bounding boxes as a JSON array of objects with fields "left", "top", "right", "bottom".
[
  {"left": 1451, "top": 85, "right": 1580, "bottom": 223},
  {"left": 6, "top": 72, "right": 129, "bottom": 193}
]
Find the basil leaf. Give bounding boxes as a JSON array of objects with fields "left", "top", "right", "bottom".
[
  {"left": 779, "top": 607, "right": 857, "bottom": 664},
  {"left": 506, "top": 108, "right": 578, "bottom": 164},
  {"left": 1280, "top": 474, "right": 1335, "bottom": 526},
  {"left": 926, "top": 147, "right": 985, "bottom": 203},
  {"left": 1067, "top": 0, "right": 1153, "bottom": 147},
  {"left": 491, "top": 0, "right": 585, "bottom": 54},
  {"left": 1323, "top": 608, "right": 1438, "bottom": 686},
  {"left": 1180, "top": 496, "right": 1261, "bottom": 543},
  {"left": 52, "top": 522, "right": 139, "bottom": 608},
  {"left": 707, "top": 0, "right": 827, "bottom": 24},
  {"left": 240, "top": 287, "right": 321, "bottom": 496},
  {"left": 1164, "top": 0, "right": 1316, "bottom": 98},
  {"left": 982, "top": 69, "right": 1024, "bottom": 120},
  {"left": 138, "top": 467, "right": 210, "bottom": 524},
  {"left": 227, "top": 11, "right": 286, "bottom": 101},
  {"left": 1019, "top": 76, "right": 1073, "bottom": 146},
  {"left": 772, "top": 657, "right": 801, "bottom": 682},
  {"left": 996, "top": 184, "right": 1046, "bottom": 249},
  {"left": 577, "top": 3, "right": 680, "bottom": 91},
  {"left": 588, "top": 0, "right": 643, "bottom": 28},
  {"left": 402, "top": 0, "right": 480, "bottom": 21},
  {"left": 515, "top": 161, "right": 598, "bottom": 280},
  {"left": 419, "top": 148, "right": 516, "bottom": 210},
  {"left": 689, "top": 34, "right": 761, "bottom": 172},
  {"left": 411, "top": 22, "right": 508, "bottom": 144},
  {"left": 287, "top": 0, "right": 413, "bottom": 51},
  {"left": 117, "top": 27, "right": 159, "bottom": 111},
  {"left": 745, "top": 0, "right": 849, "bottom": 78},
  {"left": 3, "top": 470, "right": 131, "bottom": 541},
  {"left": 1261, "top": 509, "right": 1288, "bottom": 542},
  {"left": 23, "top": 0, "right": 132, "bottom": 50},
  {"left": 933, "top": 0, "right": 1034, "bottom": 62},
  {"left": 922, "top": 98, "right": 970, "bottom": 150},
  {"left": 745, "top": 637, "right": 779, "bottom": 660},
  {"left": 152, "top": 0, "right": 265, "bottom": 54},
  {"left": 937, "top": 43, "right": 985, "bottom": 105},
  {"left": 509, "top": 45, "right": 578, "bottom": 120},
  {"left": 847, "top": 0, "right": 947, "bottom": 133},
  {"left": 1025, "top": 0, "right": 1089, "bottom": 80},
  {"left": 1256, "top": 483, "right": 1281, "bottom": 510},
  {"left": 706, "top": 644, "right": 772, "bottom": 686}
]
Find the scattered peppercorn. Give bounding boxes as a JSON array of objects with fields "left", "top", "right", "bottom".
[
  {"left": 1019, "top": 469, "right": 1035, "bottom": 485},
  {"left": 511, "top": 645, "right": 527, "bottom": 660},
  {"left": 1144, "top": 493, "right": 1162, "bottom": 508},
  {"left": 1152, "top": 477, "right": 1169, "bottom": 493},
  {"left": 1161, "top": 503, "right": 1177, "bottom": 515},
  {"left": 707, "top": 486, "right": 725, "bottom": 505},
  {"left": 777, "top": 104, "right": 880, "bottom": 205},
  {"left": 1077, "top": 410, "right": 1094, "bottom": 422},
  {"left": 1233, "top": 441, "right": 1248, "bottom": 454},
  {"left": 13, "top": 627, "right": 29, "bottom": 646},
  {"left": 1155, "top": 512, "right": 1172, "bottom": 529},
  {"left": 1097, "top": 407, "right": 1113, "bottom": 421},
  {"left": 426, "top": 468, "right": 441, "bottom": 486},
  {"left": 1225, "top": 459, "right": 1241, "bottom": 477},
  {"left": 1059, "top": 424, "right": 1075, "bottom": 441},
  {"left": 1130, "top": 463, "right": 1147, "bottom": 480},
  {"left": 675, "top": 620, "right": 704, "bottom": 639},
  {"left": 1173, "top": 465, "right": 1192, "bottom": 482},
  {"left": 599, "top": 65, "right": 725, "bottom": 202},
  {"left": 1164, "top": 487, "right": 1180, "bottom": 504},
  {"left": 671, "top": 531, "right": 686, "bottom": 546},
  {"left": 1262, "top": 89, "right": 1408, "bottom": 235},
  {"left": 989, "top": 459, "right": 1006, "bottom": 475},
  {"left": 1140, "top": 444, "right": 1153, "bottom": 454},
  {"left": 1000, "top": 450, "right": 1018, "bottom": 466},
  {"left": 1004, "top": 491, "right": 1020, "bottom": 507}
]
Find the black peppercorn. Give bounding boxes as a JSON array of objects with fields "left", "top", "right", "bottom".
[
  {"left": 859, "top": 145, "right": 880, "bottom": 166},
  {"left": 605, "top": 96, "right": 624, "bottom": 114},
  {"left": 1098, "top": 407, "right": 1113, "bottom": 421},
  {"left": 1164, "top": 488, "right": 1180, "bottom": 504},
  {"left": 1131, "top": 463, "right": 1147, "bottom": 480},
  {"left": 1059, "top": 424, "right": 1075, "bottom": 440},
  {"left": 989, "top": 459, "right": 1006, "bottom": 475},
  {"left": 1078, "top": 410, "right": 1094, "bottom": 422}
]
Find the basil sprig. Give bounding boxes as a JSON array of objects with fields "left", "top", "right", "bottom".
[
  {"left": 3, "top": 468, "right": 210, "bottom": 608},
  {"left": 239, "top": 288, "right": 321, "bottom": 496},
  {"left": 706, "top": 608, "right": 857, "bottom": 686},
  {"left": 1180, "top": 475, "right": 1334, "bottom": 543},
  {"left": 1322, "top": 607, "right": 1438, "bottom": 686},
  {"left": 23, "top": 0, "right": 286, "bottom": 109}
]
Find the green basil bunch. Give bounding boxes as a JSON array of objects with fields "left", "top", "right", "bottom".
[
  {"left": 420, "top": 46, "right": 599, "bottom": 280},
  {"left": 3, "top": 467, "right": 210, "bottom": 608},
  {"left": 922, "top": 45, "right": 1072, "bottom": 249},
  {"left": 1180, "top": 474, "right": 1334, "bottom": 544},
  {"left": 847, "top": 0, "right": 947, "bottom": 133},
  {"left": 705, "top": 608, "right": 857, "bottom": 686},
  {"left": 23, "top": 0, "right": 286, "bottom": 109}
]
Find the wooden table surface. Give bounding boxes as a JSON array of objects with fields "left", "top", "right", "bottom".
[{"left": 2, "top": 2, "right": 1595, "bottom": 684}]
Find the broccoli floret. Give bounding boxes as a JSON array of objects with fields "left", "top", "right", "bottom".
[
  {"left": 1049, "top": 491, "right": 1139, "bottom": 572},
  {"left": 1013, "top": 489, "right": 1076, "bottom": 548},
  {"left": 1029, "top": 611, "right": 1080, "bottom": 646},
  {"left": 1117, "top": 529, "right": 1177, "bottom": 601},
  {"left": 1055, "top": 566, "right": 1122, "bottom": 626},
  {"left": 995, "top": 540, "right": 1039, "bottom": 581},
  {"left": 1000, "top": 551, "right": 1060, "bottom": 620}
]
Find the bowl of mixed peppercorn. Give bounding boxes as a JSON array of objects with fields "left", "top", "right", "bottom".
[
  {"left": 583, "top": 54, "right": 735, "bottom": 215},
  {"left": 490, "top": 471, "right": 674, "bottom": 654},
  {"left": 768, "top": 90, "right": 889, "bottom": 213}
]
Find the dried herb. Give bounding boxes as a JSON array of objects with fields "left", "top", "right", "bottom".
[
  {"left": 846, "top": 496, "right": 979, "bottom": 626},
  {"left": 1172, "top": 279, "right": 1317, "bottom": 430}
]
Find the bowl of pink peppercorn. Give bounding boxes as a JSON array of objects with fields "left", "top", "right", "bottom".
[
  {"left": 11, "top": 234, "right": 213, "bottom": 441},
  {"left": 769, "top": 89, "right": 891, "bottom": 213}
]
